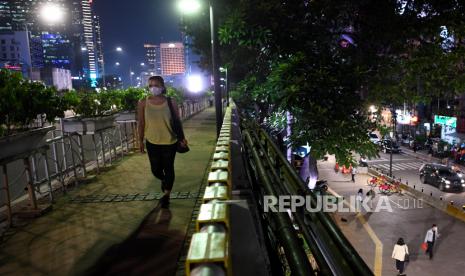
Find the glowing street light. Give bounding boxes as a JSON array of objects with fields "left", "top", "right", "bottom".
[
  {"left": 187, "top": 75, "right": 203, "bottom": 93},
  {"left": 115, "top": 62, "right": 120, "bottom": 66},
  {"left": 40, "top": 4, "right": 65, "bottom": 24},
  {"left": 116, "top": 47, "right": 123, "bottom": 52},
  {"left": 130, "top": 72, "right": 135, "bottom": 75},
  {"left": 81, "top": 47, "right": 87, "bottom": 51},
  {"left": 178, "top": 0, "right": 222, "bottom": 136},
  {"left": 177, "top": 0, "right": 201, "bottom": 14},
  {"left": 140, "top": 62, "right": 145, "bottom": 66}
]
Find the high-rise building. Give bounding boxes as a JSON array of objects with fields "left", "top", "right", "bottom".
[
  {"left": 160, "top": 42, "right": 185, "bottom": 76},
  {"left": 4, "top": 0, "right": 72, "bottom": 70},
  {"left": 93, "top": 14, "right": 104, "bottom": 80},
  {"left": 0, "top": 31, "right": 31, "bottom": 76},
  {"left": 0, "top": 1, "right": 12, "bottom": 31},
  {"left": 69, "top": 0, "right": 101, "bottom": 87},
  {"left": 81, "top": 0, "right": 97, "bottom": 83},
  {"left": 144, "top": 44, "right": 161, "bottom": 75}
]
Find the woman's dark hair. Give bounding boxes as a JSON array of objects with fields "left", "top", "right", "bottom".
[
  {"left": 358, "top": 188, "right": 363, "bottom": 193},
  {"left": 148, "top": 75, "right": 165, "bottom": 86},
  {"left": 148, "top": 75, "right": 166, "bottom": 94},
  {"left": 397, "top": 238, "right": 405, "bottom": 245}
]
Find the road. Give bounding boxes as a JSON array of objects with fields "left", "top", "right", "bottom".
[
  {"left": 319, "top": 156, "right": 465, "bottom": 276},
  {"left": 364, "top": 149, "right": 465, "bottom": 207}
]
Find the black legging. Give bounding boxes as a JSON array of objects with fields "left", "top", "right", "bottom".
[{"left": 146, "top": 141, "right": 177, "bottom": 191}]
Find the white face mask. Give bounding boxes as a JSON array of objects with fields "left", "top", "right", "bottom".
[{"left": 150, "top": 86, "right": 163, "bottom": 96}]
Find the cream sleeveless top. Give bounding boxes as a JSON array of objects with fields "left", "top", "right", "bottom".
[{"left": 144, "top": 98, "right": 177, "bottom": 145}]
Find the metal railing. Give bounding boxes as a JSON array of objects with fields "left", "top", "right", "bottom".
[
  {"left": 0, "top": 98, "right": 210, "bottom": 227},
  {"left": 239, "top": 118, "right": 373, "bottom": 276}
]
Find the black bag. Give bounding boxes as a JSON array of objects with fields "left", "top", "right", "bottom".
[{"left": 167, "top": 97, "right": 189, "bottom": 153}]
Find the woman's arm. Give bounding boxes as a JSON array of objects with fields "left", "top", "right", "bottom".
[{"left": 137, "top": 99, "right": 145, "bottom": 152}]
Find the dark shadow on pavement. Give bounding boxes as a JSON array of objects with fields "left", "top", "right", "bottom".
[{"left": 83, "top": 205, "right": 185, "bottom": 276}]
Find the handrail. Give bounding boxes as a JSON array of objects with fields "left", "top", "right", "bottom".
[
  {"left": 243, "top": 130, "right": 314, "bottom": 276},
  {"left": 240, "top": 117, "right": 373, "bottom": 276}
]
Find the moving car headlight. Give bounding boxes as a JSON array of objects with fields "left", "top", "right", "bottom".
[
  {"left": 444, "top": 180, "right": 451, "bottom": 184},
  {"left": 462, "top": 179, "right": 465, "bottom": 183},
  {"left": 446, "top": 185, "right": 451, "bottom": 188},
  {"left": 462, "top": 184, "right": 465, "bottom": 187}
]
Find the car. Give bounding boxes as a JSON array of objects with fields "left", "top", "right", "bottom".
[
  {"left": 369, "top": 133, "right": 380, "bottom": 144},
  {"left": 378, "top": 139, "right": 401, "bottom": 153},
  {"left": 419, "top": 163, "right": 465, "bottom": 192}
]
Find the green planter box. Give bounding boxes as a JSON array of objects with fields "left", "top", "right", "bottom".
[
  {"left": 62, "top": 115, "right": 116, "bottom": 135},
  {"left": 115, "top": 111, "right": 136, "bottom": 122},
  {"left": 0, "top": 126, "right": 55, "bottom": 161}
]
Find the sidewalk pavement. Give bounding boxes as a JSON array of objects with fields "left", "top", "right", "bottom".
[
  {"left": 0, "top": 108, "right": 218, "bottom": 276},
  {"left": 319, "top": 156, "right": 465, "bottom": 276}
]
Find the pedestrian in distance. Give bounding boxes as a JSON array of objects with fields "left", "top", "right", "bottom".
[
  {"left": 424, "top": 224, "right": 439, "bottom": 259},
  {"left": 392, "top": 237, "right": 409, "bottom": 276},
  {"left": 137, "top": 76, "right": 188, "bottom": 209},
  {"left": 356, "top": 188, "right": 363, "bottom": 211},
  {"left": 366, "top": 188, "right": 376, "bottom": 210},
  {"left": 351, "top": 166, "right": 357, "bottom": 182}
]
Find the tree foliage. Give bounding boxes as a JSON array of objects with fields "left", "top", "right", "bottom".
[{"left": 183, "top": 0, "right": 465, "bottom": 164}]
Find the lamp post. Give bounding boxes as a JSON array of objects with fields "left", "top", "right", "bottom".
[
  {"left": 220, "top": 66, "right": 228, "bottom": 107},
  {"left": 178, "top": 0, "right": 222, "bottom": 137},
  {"left": 389, "top": 108, "right": 398, "bottom": 177}
]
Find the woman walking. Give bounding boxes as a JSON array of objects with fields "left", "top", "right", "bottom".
[
  {"left": 138, "top": 76, "right": 187, "bottom": 208},
  {"left": 392, "top": 237, "right": 409, "bottom": 276}
]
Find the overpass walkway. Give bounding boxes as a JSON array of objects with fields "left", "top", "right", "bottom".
[{"left": 0, "top": 108, "right": 218, "bottom": 276}]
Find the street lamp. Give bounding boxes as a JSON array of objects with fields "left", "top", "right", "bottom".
[
  {"left": 140, "top": 62, "right": 145, "bottom": 66},
  {"left": 220, "top": 66, "right": 229, "bottom": 107},
  {"left": 116, "top": 47, "right": 123, "bottom": 52},
  {"left": 115, "top": 62, "right": 120, "bottom": 66},
  {"left": 177, "top": 0, "right": 201, "bottom": 14},
  {"left": 40, "top": 4, "right": 65, "bottom": 24},
  {"left": 178, "top": 0, "right": 222, "bottom": 137},
  {"left": 389, "top": 108, "right": 398, "bottom": 177}
]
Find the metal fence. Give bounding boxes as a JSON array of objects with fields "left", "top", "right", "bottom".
[
  {"left": 239, "top": 117, "right": 374, "bottom": 276},
  {"left": 0, "top": 98, "right": 209, "bottom": 226}
]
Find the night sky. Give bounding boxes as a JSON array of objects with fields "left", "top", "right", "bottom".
[{"left": 93, "top": 0, "right": 183, "bottom": 84}]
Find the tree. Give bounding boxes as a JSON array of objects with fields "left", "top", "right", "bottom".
[{"left": 183, "top": 0, "right": 465, "bottom": 164}]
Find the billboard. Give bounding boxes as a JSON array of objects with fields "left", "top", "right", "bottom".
[{"left": 434, "top": 115, "right": 457, "bottom": 128}]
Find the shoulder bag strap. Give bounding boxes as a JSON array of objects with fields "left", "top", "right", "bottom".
[{"left": 166, "top": 97, "right": 185, "bottom": 140}]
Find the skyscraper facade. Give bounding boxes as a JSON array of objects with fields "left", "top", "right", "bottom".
[
  {"left": 0, "top": 1, "right": 12, "bottom": 31},
  {"left": 4, "top": 0, "right": 72, "bottom": 70},
  {"left": 69, "top": 0, "right": 102, "bottom": 87},
  {"left": 93, "top": 14, "right": 104, "bottom": 80},
  {"left": 144, "top": 43, "right": 161, "bottom": 75},
  {"left": 160, "top": 42, "right": 185, "bottom": 76},
  {"left": 0, "top": 0, "right": 103, "bottom": 88}
]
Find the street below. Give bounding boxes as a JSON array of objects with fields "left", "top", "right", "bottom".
[
  {"left": 319, "top": 156, "right": 465, "bottom": 276},
  {"left": 364, "top": 149, "right": 465, "bottom": 207}
]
